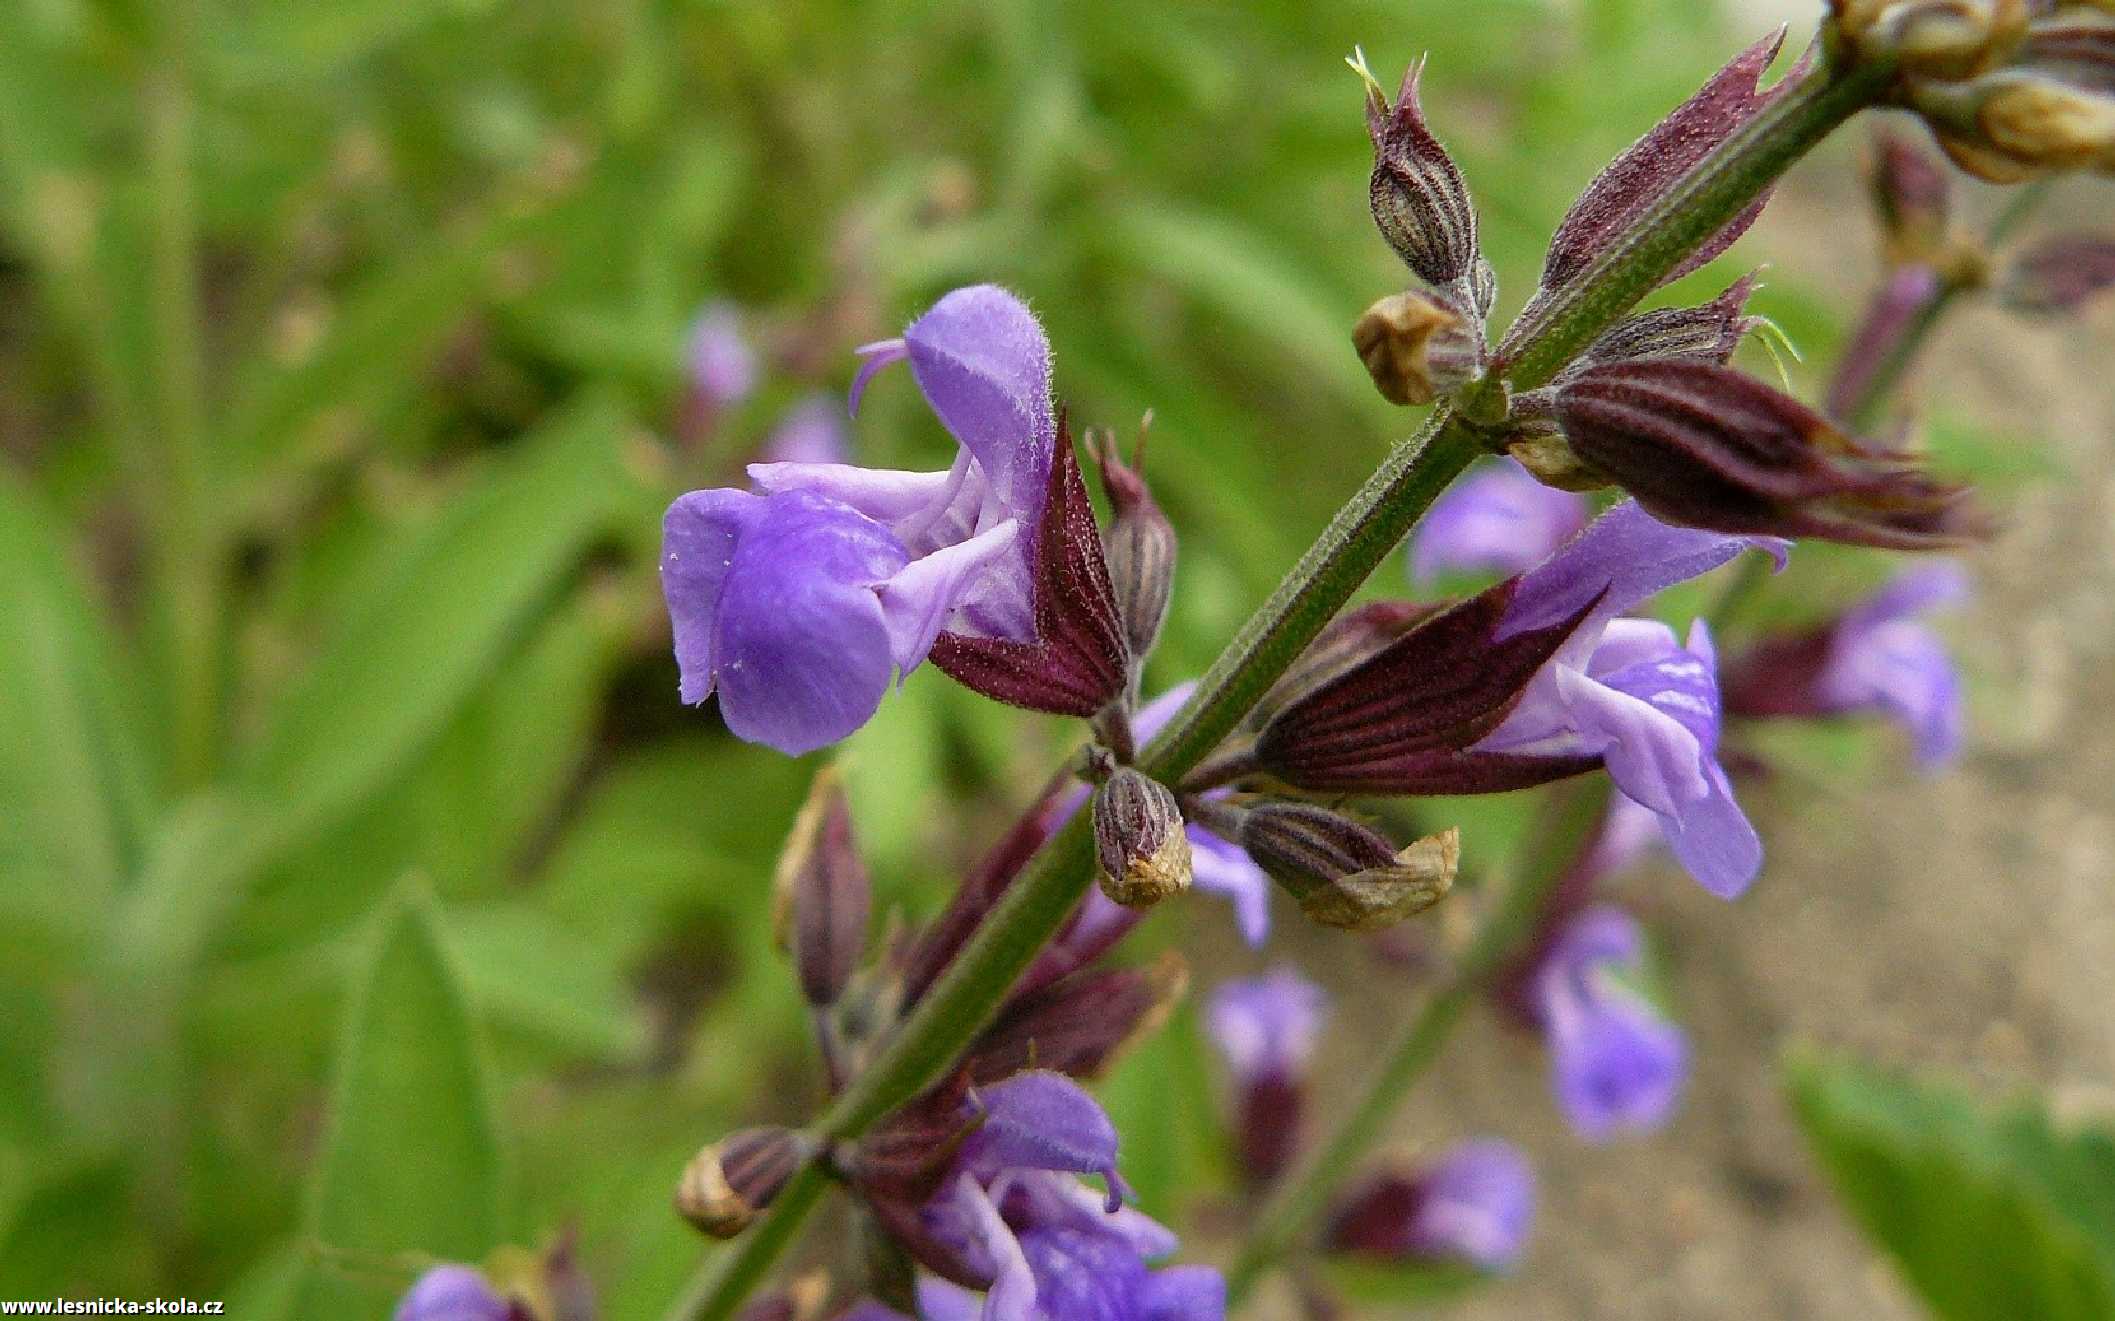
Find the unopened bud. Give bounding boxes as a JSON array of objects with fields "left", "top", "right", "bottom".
[
  {"left": 676, "top": 1127, "right": 815, "bottom": 1238},
  {"left": 1352, "top": 291, "right": 1481, "bottom": 407},
  {"left": 1091, "top": 424, "right": 1178, "bottom": 662},
  {"left": 1868, "top": 130, "right": 1954, "bottom": 257},
  {"left": 1836, "top": 0, "right": 2028, "bottom": 80},
  {"left": 1504, "top": 428, "right": 1608, "bottom": 493},
  {"left": 1297, "top": 828, "right": 1459, "bottom": 932},
  {"left": 1975, "top": 73, "right": 2115, "bottom": 167},
  {"left": 1232, "top": 801, "right": 1410, "bottom": 910},
  {"left": 1357, "top": 52, "right": 1481, "bottom": 287},
  {"left": 1092, "top": 769, "right": 1193, "bottom": 908},
  {"left": 2002, "top": 233, "right": 2115, "bottom": 312},
  {"left": 771, "top": 767, "right": 872, "bottom": 1008}
]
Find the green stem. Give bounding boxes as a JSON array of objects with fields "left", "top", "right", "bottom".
[
  {"left": 670, "top": 28, "right": 1891, "bottom": 1320},
  {"left": 1224, "top": 781, "right": 1609, "bottom": 1301},
  {"left": 1493, "top": 40, "right": 1894, "bottom": 393},
  {"left": 144, "top": 0, "right": 218, "bottom": 789},
  {"left": 1839, "top": 178, "right": 2055, "bottom": 433}
]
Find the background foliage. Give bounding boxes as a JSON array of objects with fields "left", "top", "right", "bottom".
[{"left": 0, "top": 0, "right": 2084, "bottom": 1315}]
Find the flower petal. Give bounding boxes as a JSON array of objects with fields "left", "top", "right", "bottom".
[
  {"left": 961, "top": 1071, "right": 1128, "bottom": 1211},
  {"left": 1188, "top": 826, "right": 1273, "bottom": 948},
  {"left": 1142, "top": 1266, "right": 1228, "bottom": 1321},
  {"left": 748, "top": 460, "right": 956, "bottom": 525},
  {"left": 1407, "top": 1139, "right": 1537, "bottom": 1272},
  {"left": 1206, "top": 968, "right": 1329, "bottom": 1085},
  {"left": 1409, "top": 459, "right": 1591, "bottom": 585},
  {"left": 661, "top": 488, "right": 765, "bottom": 705},
  {"left": 877, "top": 519, "right": 1025, "bottom": 673},
  {"left": 849, "top": 338, "right": 910, "bottom": 416},
  {"left": 903, "top": 286, "right": 1055, "bottom": 519},
  {"left": 712, "top": 491, "right": 911, "bottom": 755}
]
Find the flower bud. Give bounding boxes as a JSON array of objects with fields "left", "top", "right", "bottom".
[
  {"left": 1357, "top": 53, "right": 1480, "bottom": 288},
  {"left": 1835, "top": 0, "right": 2029, "bottom": 81},
  {"left": 771, "top": 767, "right": 873, "bottom": 1008},
  {"left": 1091, "top": 425, "right": 1177, "bottom": 662},
  {"left": 1975, "top": 72, "right": 2115, "bottom": 166},
  {"left": 1352, "top": 291, "right": 1482, "bottom": 407},
  {"left": 1092, "top": 769, "right": 1193, "bottom": 908},
  {"left": 1324, "top": 1140, "right": 1536, "bottom": 1272},
  {"left": 394, "top": 1265, "right": 511, "bottom": 1321},
  {"left": 676, "top": 1127, "right": 816, "bottom": 1238},
  {"left": 1297, "top": 828, "right": 1459, "bottom": 932},
  {"left": 2002, "top": 232, "right": 2115, "bottom": 311},
  {"left": 1868, "top": 129, "right": 1954, "bottom": 258}
]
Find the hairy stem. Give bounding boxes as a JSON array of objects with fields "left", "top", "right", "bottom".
[
  {"left": 671, "top": 26, "right": 1889, "bottom": 1320},
  {"left": 1225, "top": 781, "right": 1609, "bottom": 1301}
]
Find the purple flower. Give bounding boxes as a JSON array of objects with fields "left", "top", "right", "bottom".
[
  {"left": 689, "top": 302, "right": 759, "bottom": 408},
  {"left": 1724, "top": 561, "right": 1968, "bottom": 770},
  {"left": 1470, "top": 502, "right": 1777, "bottom": 899},
  {"left": 908, "top": 1071, "right": 1224, "bottom": 1321},
  {"left": 1408, "top": 458, "right": 1591, "bottom": 585},
  {"left": 1207, "top": 969, "right": 1328, "bottom": 1185},
  {"left": 1206, "top": 969, "right": 1328, "bottom": 1088},
  {"left": 662, "top": 286, "right": 1055, "bottom": 754},
  {"left": 1532, "top": 906, "right": 1687, "bottom": 1141},
  {"left": 394, "top": 1265, "right": 512, "bottom": 1321},
  {"left": 762, "top": 393, "right": 853, "bottom": 465},
  {"left": 1325, "top": 1139, "right": 1537, "bottom": 1272}
]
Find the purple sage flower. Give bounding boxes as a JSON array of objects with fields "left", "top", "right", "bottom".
[
  {"left": 662, "top": 285, "right": 1055, "bottom": 754},
  {"left": 394, "top": 1265, "right": 512, "bottom": 1321},
  {"left": 1532, "top": 906, "right": 1687, "bottom": 1141},
  {"left": 1469, "top": 502, "right": 1777, "bottom": 899},
  {"left": 1408, "top": 458, "right": 1592, "bottom": 586},
  {"left": 689, "top": 301, "right": 759, "bottom": 409},
  {"left": 1325, "top": 1139, "right": 1537, "bottom": 1272},
  {"left": 1724, "top": 560, "right": 1969, "bottom": 769},
  {"left": 1207, "top": 969, "right": 1329, "bottom": 1184},
  {"left": 902, "top": 1070, "right": 1223, "bottom": 1321},
  {"left": 762, "top": 393, "right": 854, "bottom": 465}
]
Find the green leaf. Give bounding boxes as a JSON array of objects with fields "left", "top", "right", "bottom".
[
  {"left": 1788, "top": 1051, "right": 2115, "bottom": 1321},
  {"left": 0, "top": 476, "right": 150, "bottom": 903},
  {"left": 234, "top": 391, "right": 639, "bottom": 861},
  {"left": 297, "top": 880, "right": 503, "bottom": 1315}
]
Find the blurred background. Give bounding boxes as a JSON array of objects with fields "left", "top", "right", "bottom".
[{"left": 0, "top": 0, "right": 2109, "bottom": 1316}]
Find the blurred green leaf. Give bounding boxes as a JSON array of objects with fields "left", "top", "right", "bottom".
[
  {"left": 296, "top": 879, "right": 503, "bottom": 1315},
  {"left": 1789, "top": 1051, "right": 2115, "bottom": 1321},
  {"left": 451, "top": 904, "right": 649, "bottom": 1063},
  {"left": 0, "top": 477, "right": 150, "bottom": 905},
  {"left": 233, "top": 391, "right": 639, "bottom": 860}
]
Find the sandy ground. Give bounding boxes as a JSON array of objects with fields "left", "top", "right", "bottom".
[{"left": 1235, "top": 175, "right": 2115, "bottom": 1319}]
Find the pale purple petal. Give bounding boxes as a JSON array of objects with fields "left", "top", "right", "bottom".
[
  {"left": 878, "top": 520, "right": 1025, "bottom": 673},
  {"left": 838, "top": 1305, "right": 919, "bottom": 1321},
  {"left": 925, "top": 1176, "right": 1037, "bottom": 1318},
  {"left": 1536, "top": 907, "right": 1688, "bottom": 1141},
  {"left": 961, "top": 1072, "right": 1128, "bottom": 1211},
  {"left": 394, "top": 1266, "right": 509, "bottom": 1321},
  {"left": 763, "top": 394, "right": 854, "bottom": 465},
  {"left": 1142, "top": 1267, "right": 1227, "bottom": 1321},
  {"left": 712, "top": 491, "right": 911, "bottom": 755},
  {"left": 1206, "top": 969, "right": 1328, "bottom": 1086},
  {"left": 901, "top": 286, "right": 1055, "bottom": 519},
  {"left": 911, "top": 1279, "right": 981, "bottom": 1321},
  {"left": 689, "top": 302, "right": 758, "bottom": 407},
  {"left": 1501, "top": 501, "right": 1786, "bottom": 663},
  {"left": 749, "top": 461, "right": 958, "bottom": 525},
  {"left": 1188, "top": 826, "right": 1272, "bottom": 947},
  {"left": 1132, "top": 682, "right": 1198, "bottom": 743},
  {"left": 1407, "top": 1140, "right": 1537, "bottom": 1272},
  {"left": 1576, "top": 792, "right": 1666, "bottom": 886},
  {"left": 993, "top": 1170, "right": 1179, "bottom": 1260},
  {"left": 1842, "top": 560, "right": 1970, "bottom": 631},
  {"left": 849, "top": 338, "right": 910, "bottom": 416},
  {"left": 662, "top": 488, "right": 765, "bottom": 705},
  {"left": 1017, "top": 1228, "right": 1154, "bottom": 1320},
  {"left": 1410, "top": 459, "right": 1591, "bottom": 585}
]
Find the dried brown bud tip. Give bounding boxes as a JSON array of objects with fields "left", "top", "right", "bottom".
[
  {"left": 1092, "top": 769, "right": 1193, "bottom": 908},
  {"left": 1836, "top": 0, "right": 2029, "bottom": 81},
  {"left": 1297, "top": 828, "right": 1459, "bottom": 932},
  {"left": 771, "top": 766, "right": 873, "bottom": 1008},
  {"left": 676, "top": 1127, "right": 815, "bottom": 1238},
  {"left": 1352, "top": 291, "right": 1479, "bottom": 407}
]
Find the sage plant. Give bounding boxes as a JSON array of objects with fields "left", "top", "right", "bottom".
[{"left": 398, "top": 3, "right": 2115, "bottom": 1318}]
